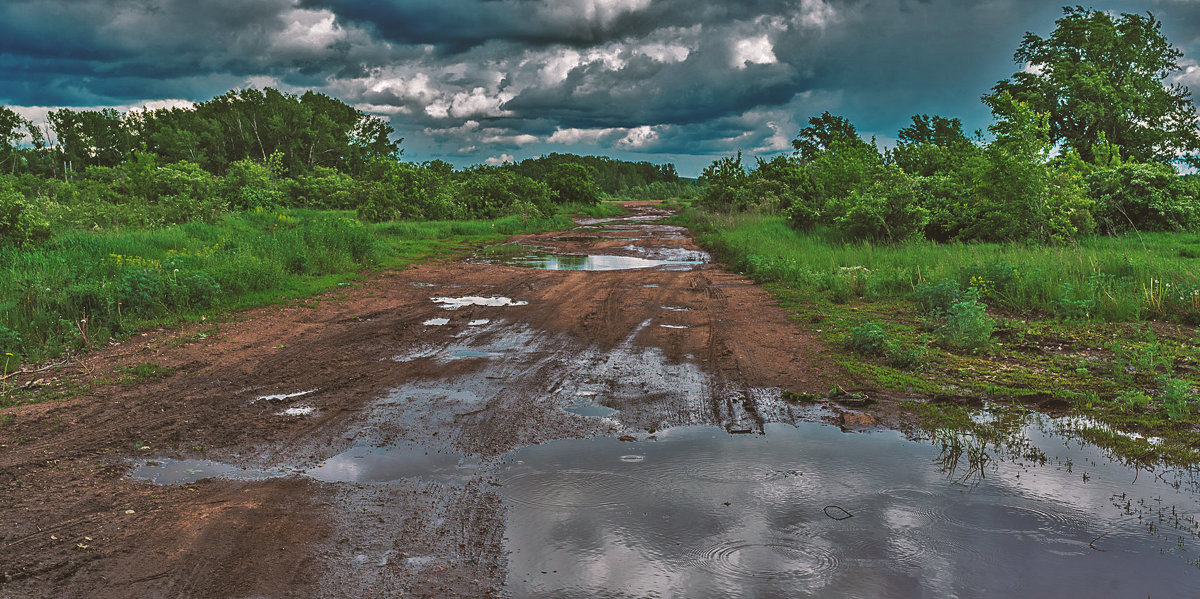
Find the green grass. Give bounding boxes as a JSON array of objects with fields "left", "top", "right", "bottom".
[
  {"left": 678, "top": 209, "right": 1200, "bottom": 323},
  {"left": 0, "top": 206, "right": 597, "bottom": 366},
  {"left": 679, "top": 208, "right": 1200, "bottom": 466}
]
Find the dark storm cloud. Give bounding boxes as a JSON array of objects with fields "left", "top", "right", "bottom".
[{"left": 1, "top": 0, "right": 1197, "bottom": 173}]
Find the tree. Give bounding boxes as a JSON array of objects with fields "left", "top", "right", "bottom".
[
  {"left": 546, "top": 162, "right": 600, "bottom": 205},
  {"left": 792, "top": 112, "right": 870, "bottom": 161},
  {"left": 985, "top": 6, "right": 1200, "bottom": 166},
  {"left": 891, "top": 114, "right": 976, "bottom": 177}
]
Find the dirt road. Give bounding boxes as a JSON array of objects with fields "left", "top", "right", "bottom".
[{"left": 0, "top": 203, "right": 842, "bottom": 598}]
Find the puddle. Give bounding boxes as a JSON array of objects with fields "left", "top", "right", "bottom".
[
  {"left": 479, "top": 251, "right": 704, "bottom": 271},
  {"left": 253, "top": 389, "right": 316, "bottom": 403},
  {"left": 563, "top": 397, "right": 620, "bottom": 418},
  {"left": 431, "top": 296, "right": 528, "bottom": 310},
  {"left": 553, "top": 236, "right": 639, "bottom": 242},
  {"left": 468, "top": 319, "right": 491, "bottom": 326},
  {"left": 447, "top": 349, "right": 502, "bottom": 359},
  {"left": 129, "top": 444, "right": 478, "bottom": 486},
  {"left": 278, "top": 406, "right": 316, "bottom": 416},
  {"left": 624, "top": 245, "right": 712, "bottom": 263},
  {"left": 423, "top": 318, "right": 450, "bottom": 326},
  {"left": 659, "top": 324, "right": 689, "bottom": 329},
  {"left": 661, "top": 305, "right": 691, "bottom": 311},
  {"left": 128, "top": 459, "right": 290, "bottom": 485},
  {"left": 308, "top": 443, "right": 478, "bottom": 485},
  {"left": 497, "top": 420, "right": 1200, "bottom": 597}
]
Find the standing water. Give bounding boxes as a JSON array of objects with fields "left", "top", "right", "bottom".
[{"left": 496, "top": 420, "right": 1200, "bottom": 598}]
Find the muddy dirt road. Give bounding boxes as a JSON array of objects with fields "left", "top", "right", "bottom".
[{"left": 0, "top": 203, "right": 842, "bottom": 597}]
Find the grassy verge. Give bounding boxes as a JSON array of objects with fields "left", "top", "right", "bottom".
[
  {"left": 678, "top": 208, "right": 1200, "bottom": 466},
  {"left": 0, "top": 204, "right": 615, "bottom": 371}
]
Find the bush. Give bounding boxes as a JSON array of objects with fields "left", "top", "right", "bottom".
[
  {"left": 847, "top": 322, "right": 890, "bottom": 356},
  {"left": 1088, "top": 162, "right": 1200, "bottom": 234},
  {"left": 0, "top": 176, "right": 51, "bottom": 246},
  {"left": 913, "top": 279, "right": 961, "bottom": 316},
  {"left": 846, "top": 321, "right": 927, "bottom": 369},
  {"left": 828, "top": 165, "right": 929, "bottom": 243},
  {"left": 936, "top": 290, "right": 994, "bottom": 353}
]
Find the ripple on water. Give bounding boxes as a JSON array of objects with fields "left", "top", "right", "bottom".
[
  {"left": 499, "top": 469, "right": 656, "bottom": 509},
  {"left": 696, "top": 538, "right": 840, "bottom": 582}
]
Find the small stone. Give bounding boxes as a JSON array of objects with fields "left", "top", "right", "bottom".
[
  {"left": 840, "top": 411, "right": 879, "bottom": 427},
  {"left": 618, "top": 435, "right": 637, "bottom": 442}
]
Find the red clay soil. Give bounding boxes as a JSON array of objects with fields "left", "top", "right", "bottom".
[{"left": 0, "top": 203, "right": 843, "bottom": 598}]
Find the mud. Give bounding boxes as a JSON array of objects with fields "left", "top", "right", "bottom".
[{"left": 0, "top": 202, "right": 839, "bottom": 597}]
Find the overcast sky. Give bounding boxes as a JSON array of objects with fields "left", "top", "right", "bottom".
[{"left": 2, "top": 0, "right": 1199, "bottom": 175}]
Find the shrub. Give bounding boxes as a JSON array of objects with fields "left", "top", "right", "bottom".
[
  {"left": 0, "top": 177, "right": 51, "bottom": 246},
  {"left": 1088, "top": 162, "right": 1200, "bottom": 234},
  {"left": 936, "top": 290, "right": 994, "bottom": 353},
  {"left": 913, "top": 279, "right": 961, "bottom": 316},
  {"left": 847, "top": 322, "right": 890, "bottom": 356}
]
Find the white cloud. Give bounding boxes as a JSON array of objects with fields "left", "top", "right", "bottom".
[
  {"left": 617, "top": 125, "right": 659, "bottom": 149},
  {"left": 485, "top": 153, "right": 515, "bottom": 165},
  {"left": 270, "top": 9, "right": 345, "bottom": 54},
  {"left": 731, "top": 34, "right": 777, "bottom": 68},
  {"left": 795, "top": 0, "right": 838, "bottom": 30},
  {"left": 540, "top": 0, "right": 653, "bottom": 26}
]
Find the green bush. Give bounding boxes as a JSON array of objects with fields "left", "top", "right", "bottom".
[
  {"left": 0, "top": 176, "right": 51, "bottom": 246},
  {"left": 847, "top": 322, "right": 890, "bottom": 356},
  {"left": 1088, "top": 162, "right": 1200, "bottom": 234},
  {"left": 913, "top": 279, "right": 961, "bottom": 316},
  {"left": 935, "top": 290, "right": 994, "bottom": 353}
]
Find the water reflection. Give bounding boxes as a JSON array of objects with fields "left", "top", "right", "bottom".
[{"left": 497, "top": 421, "right": 1200, "bottom": 597}]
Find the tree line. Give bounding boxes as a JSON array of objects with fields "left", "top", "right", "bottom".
[
  {"left": 0, "top": 88, "right": 684, "bottom": 245},
  {"left": 698, "top": 7, "right": 1200, "bottom": 243}
]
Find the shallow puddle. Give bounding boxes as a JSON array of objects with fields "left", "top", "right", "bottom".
[
  {"left": 431, "top": 296, "right": 528, "bottom": 309},
  {"left": 496, "top": 420, "right": 1200, "bottom": 597},
  {"left": 129, "top": 459, "right": 291, "bottom": 485},
  {"left": 479, "top": 251, "right": 704, "bottom": 271},
  {"left": 308, "top": 443, "right": 477, "bottom": 484}
]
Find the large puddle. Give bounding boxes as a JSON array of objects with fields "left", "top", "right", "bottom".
[
  {"left": 496, "top": 421, "right": 1200, "bottom": 597},
  {"left": 478, "top": 250, "right": 704, "bottom": 271}
]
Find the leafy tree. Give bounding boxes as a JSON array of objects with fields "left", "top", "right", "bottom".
[
  {"left": 792, "top": 112, "right": 871, "bottom": 161},
  {"left": 546, "top": 162, "right": 600, "bottom": 205},
  {"left": 0, "top": 106, "right": 34, "bottom": 175},
  {"left": 697, "top": 151, "right": 749, "bottom": 211},
  {"left": 891, "top": 114, "right": 976, "bottom": 177},
  {"left": 827, "top": 164, "right": 929, "bottom": 243},
  {"left": 1087, "top": 162, "right": 1199, "bottom": 233},
  {"left": 986, "top": 7, "right": 1200, "bottom": 166}
]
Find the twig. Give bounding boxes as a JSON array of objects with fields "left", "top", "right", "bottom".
[{"left": 824, "top": 505, "right": 853, "bottom": 521}]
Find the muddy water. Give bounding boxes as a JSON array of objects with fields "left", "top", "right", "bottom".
[
  {"left": 480, "top": 250, "right": 704, "bottom": 271},
  {"left": 497, "top": 421, "right": 1200, "bottom": 598}
]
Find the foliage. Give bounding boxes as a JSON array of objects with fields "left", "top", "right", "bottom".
[
  {"left": 503, "top": 152, "right": 680, "bottom": 194},
  {"left": 0, "top": 176, "right": 51, "bottom": 245},
  {"left": 697, "top": 152, "right": 749, "bottom": 211},
  {"left": 986, "top": 7, "right": 1200, "bottom": 166},
  {"left": 934, "top": 290, "right": 995, "bottom": 354},
  {"left": 546, "top": 162, "right": 600, "bottom": 205},
  {"left": 1086, "top": 162, "right": 1200, "bottom": 233}
]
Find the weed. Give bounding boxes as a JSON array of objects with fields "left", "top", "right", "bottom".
[
  {"left": 847, "top": 322, "right": 890, "bottom": 356},
  {"left": 914, "top": 279, "right": 961, "bottom": 316},
  {"left": 1159, "top": 377, "right": 1197, "bottom": 421},
  {"left": 1110, "top": 341, "right": 1171, "bottom": 383},
  {"left": 936, "top": 290, "right": 994, "bottom": 354}
]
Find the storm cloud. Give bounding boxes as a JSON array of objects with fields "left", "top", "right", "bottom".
[{"left": 2, "top": 0, "right": 1198, "bottom": 174}]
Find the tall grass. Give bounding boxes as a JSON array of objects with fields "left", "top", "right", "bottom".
[
  {"left": 680, "top": 209, "right": 1200, "bottom": 323},
  {"left": 0, "top": 207, "right": 588, "bottom": 363}
]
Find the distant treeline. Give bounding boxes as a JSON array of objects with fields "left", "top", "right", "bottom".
[
  {"left": 698, "top": 7, "right": 1200, "bottom": 244},
  {"left": 0, "top": 88, "right": 687, "bottom": 245}
]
